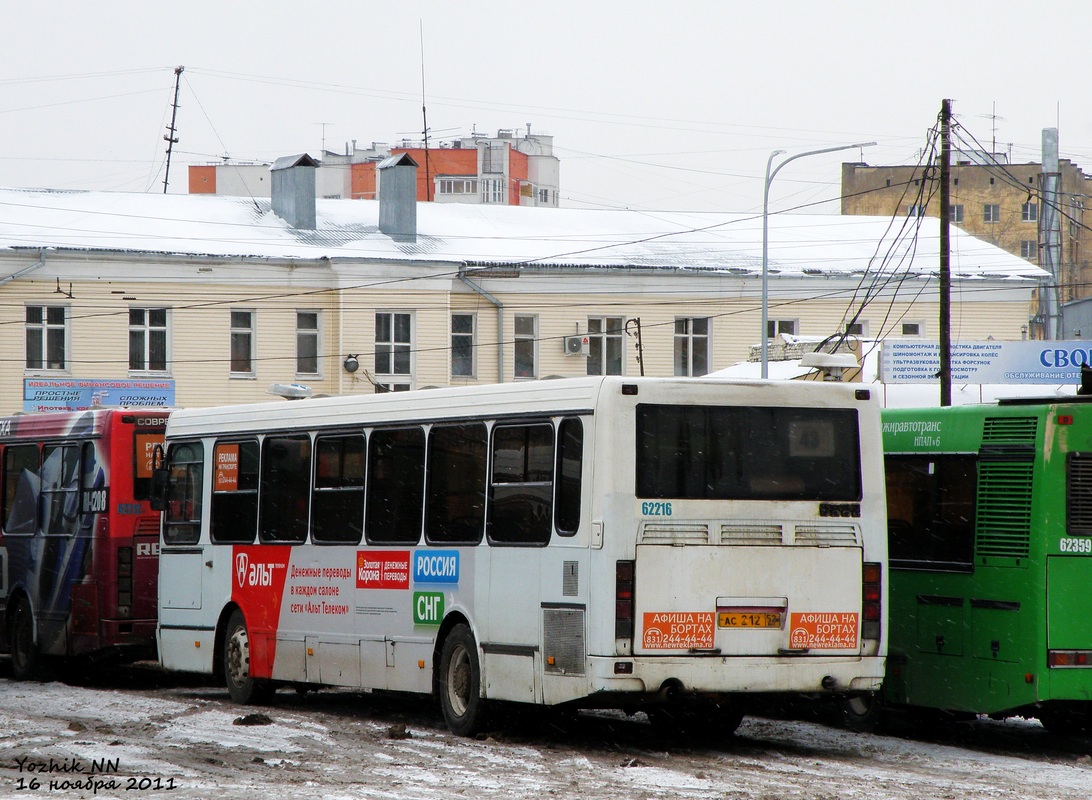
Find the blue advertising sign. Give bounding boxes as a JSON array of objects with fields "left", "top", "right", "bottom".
[
  {"left": 412, "top": 550, "right": 460, "bottom": 584},
  {"left": 24, "top": 378, "right": 175, "bottom": 412},
  {"left": 883, "top": 341, "right": 1092, "bottom": 385}
]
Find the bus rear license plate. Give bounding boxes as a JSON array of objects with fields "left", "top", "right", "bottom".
[{"left": 718, "top": 612, "right": 782, "bottom": 629}]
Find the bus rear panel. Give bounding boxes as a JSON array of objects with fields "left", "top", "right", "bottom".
[{"left": 883, "top": 400, "right": 1092, "bottom": 732}]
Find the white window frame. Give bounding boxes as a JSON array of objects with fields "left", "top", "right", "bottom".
[
  {"left": 907, "top": 204, "right": 925, "bottom": 217},
  {"left": 901, "top": 321, "right": 923, "bottom": 336},
  {"left": 25, "top": 304, "right": 68, "bottom": 372},
  {"left": 129, "top": 307, "right": 170, "bottom": 375},
  {"left": 983, "top": 204, "right": 1001, "bottom": 223},
  {"left": 437, "top": 177, "right": 478, "bottom": 196},
  {"left": 949, "top": 204, "right": 964, "bottom": 224},
  {"left": 481, "top": 178, "right": 506, "bottom": 204},
  {"left": 1020, "top": 240, "right": 1037, "bottom": 260},
  {"left": 513, "top": 314, "right": 537, "bottom": 380},
  {"left": 1021, "top": 202, "right": 1038, "bottom": 222},
  {"left": 587, "top": 316, "right": 625, "bottom": 376},
  {"left": 374, "top": 310, "right": 413, "bottom": 390},
  {"left": 845, "top": 321, "right": 869, "bottom": 337},
  {"left": 451, "top": 313, "right": 476, "bottom": 379},
  {"left": 296, "top": 310, "right": 321, "bottom": 377},
  {"left": 229, "top": 309, "right": 256, "bottom": 377},
  {"left": 673, "top": 317, "right": 710, "bottom": 377}
]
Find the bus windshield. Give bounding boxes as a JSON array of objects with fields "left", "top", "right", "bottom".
[{"left": 636, "top": 404, "right": 861, "bottom": 501}]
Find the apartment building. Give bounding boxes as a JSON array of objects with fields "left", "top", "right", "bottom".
[
  {"left": 842, "top": 153, "right": 1092, "bottom": 335},
  {"left": 189, "top": 128, "right": 560, "bottom": 208},
  {"left": 0, "top": 156, "right": 1042, "bottom": 412}
]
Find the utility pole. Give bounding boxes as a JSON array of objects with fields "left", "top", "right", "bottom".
[
  {"left": 939, "top": 98, "right": 952, "bottom": 407},
  {"left": 162, "top": 66, "right": 184, "bottom": 194}
]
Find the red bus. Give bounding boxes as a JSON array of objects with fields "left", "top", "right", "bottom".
[{"left": 0, "top": 409, "right": 168, "bottom": 678}]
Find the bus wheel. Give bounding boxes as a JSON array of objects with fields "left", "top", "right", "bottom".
[
  {"left": 1038, "top": 705, "right": 1091, "bottom": 735},
  {"left": 840, "top": 693, "right": 883, "bottom": 733},
  {"left": 223, "top": 610, "right": 274, "bottom": 705},
  {"left": 9, "top": 599, "right": 39, "bottom": 681},
  {"left": 439, "top": 624, "right": 487, "bottom": 736}
]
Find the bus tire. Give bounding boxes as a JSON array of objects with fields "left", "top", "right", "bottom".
[
  {"left": 439, "top": 624, "right": 487, "bottom": 736},
  {"left": 223, "top": 609, "right": 274, "bottom": 705},
  {"left": 840, "top": 693, "right": 883, "bottom": 733},
  {"left": 9, "top": 598, "right": 40, "bottom": 681}
]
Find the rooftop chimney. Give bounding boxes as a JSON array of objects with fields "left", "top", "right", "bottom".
[
  {"left": 270, "top": 153, "right": 318, "bottom": 230},
  {"left": 378, "top": 152, "right": 418, "bottom": 242}
]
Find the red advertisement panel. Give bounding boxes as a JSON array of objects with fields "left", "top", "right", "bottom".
[{"left": 356, "top": 550, "right": 410, "bottom": 590}]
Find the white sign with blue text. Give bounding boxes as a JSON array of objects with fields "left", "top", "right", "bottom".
[{"left": 883, "top": 340, "right": 1092, "bottom": 385}]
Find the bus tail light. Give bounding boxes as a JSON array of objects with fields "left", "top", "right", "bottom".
[
  {"left": 1048, "top": 650, "right": 1092, "bottom": 667},
  {"left": 117, "top": 546, "right": 133, "bottom": 619},
  {"left": 615, "top": 560, "right": 635, "bottom": 640},
  {"left": 862, "top": 562, "right": 881, "bottom": 640}
]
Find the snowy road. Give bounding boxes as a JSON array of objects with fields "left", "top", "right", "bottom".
[{"left": 0, "top": 663, "right": 1090, "bottom": 799}]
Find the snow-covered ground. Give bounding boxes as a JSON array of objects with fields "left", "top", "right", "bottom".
[{"left": 0, "top": 663, "right": 1089, "bottom": 799}]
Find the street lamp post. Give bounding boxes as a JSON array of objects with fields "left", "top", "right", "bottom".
[{"left": 761, "top": 142, "right": 877, "bottom": 378}]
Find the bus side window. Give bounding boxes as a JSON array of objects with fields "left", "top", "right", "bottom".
[
  {"left": 41, "top": 443, "right": 80, "bottom": 536},
  {"left": 426, "top": 423, "right": 487, "bottom": 545},
  {"left": 366, "top": 428, "right": 424, "bottom": 545},
  {"left": 164, "top": 441, "right": 203, "bottom": 545},
  {"left": 488, "top": 423, "right": 553, "bottom": 546},
  {"left": 312, "top": 434, "right": 365, "bottom": 544},
  {"left": 259, "top": 435, "right": 312, "bottom": 544},
  {"left": 555, "top": 418, "right": 583, "bottom": 536},
  {"left": 3, "top": 444, "right": 40, "bottom": 535},
  {"left": 885, "top": 454, "right": 976, "bottom": 570},
  {"left": 211, "top": 439, "right": 259, "bottom": 545}
]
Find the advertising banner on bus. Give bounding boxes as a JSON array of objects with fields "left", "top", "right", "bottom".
[
  {"left": 24, "top": 378, "right": 175, "bottom": 412},
  {"left": 882, "top": 340, "right": 1092, "bottom": 384}
]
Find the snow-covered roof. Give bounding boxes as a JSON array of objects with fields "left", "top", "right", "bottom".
[{"left": 0, "top": 187, "right": 1048, "bottom": 280}]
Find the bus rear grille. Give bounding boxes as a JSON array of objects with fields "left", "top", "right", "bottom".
[
  {"left": 543, "top": 607, "right": 585, "bottom": 675},
  {"left": 976, "top": 461, "right": 1033, "bottom": 558},
  {"left": 135, "top": 517, "right": 160, "bottom": 537},
  {"left": 1068, "top": 453, "right": 1092, "bottom": 535},
  {"left": 640, "top": 522, "right": 710, "bottom": 544},
  {"left": 794, "top": 524, "right": 860, "bottom": 547},
  {"left": 982, "top": 416, "right": 1038, "bottom": 443},
  {"left": 719, "top": 523, "right": 784, "bottom": 545}
]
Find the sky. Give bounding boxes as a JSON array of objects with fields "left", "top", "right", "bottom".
[{"left": 3, "top": 1, "right": 1090, "bottom": 215}]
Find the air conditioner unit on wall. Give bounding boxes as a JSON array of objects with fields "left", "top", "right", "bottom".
[{"left": 564, "top": 335, "right": 590, "bottom": 356}]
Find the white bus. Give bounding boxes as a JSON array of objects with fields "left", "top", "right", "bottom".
[{"left": 154, "top": 376, "right": 886, "bottom": 736}]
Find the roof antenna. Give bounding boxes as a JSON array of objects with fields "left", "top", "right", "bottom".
[
  {"left": 420, "top": 21, "right": 432, "bottom": 201},
  {"left": 163, "top": 66, "right": 184, "bottom": 194}
]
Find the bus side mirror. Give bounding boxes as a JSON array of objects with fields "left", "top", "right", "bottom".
[{"left": 150, "top": 468, "right": 169, "bottom": 512}]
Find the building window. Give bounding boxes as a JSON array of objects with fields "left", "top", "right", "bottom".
[
  {"left": 375, "top": 311, "right": 412, "bottom": 390},
  {"left": 949, "top": 205, "right": 964, "bottom": 224},
  {"left": 845, "top": 321, "right": 869, "bottom": 336},
  {"left": 296, "top": 310, "right": 320, "bottom": 376},
  {"left": 481, "top": 178, "right": 506, "bottom": 204},
  {"left": 129, "top": 308, "right": 169, "bottom": 373},
  {"left": 438, "top": 178, "right": 477, "bottom": 195},
  {"left": 587, "top": 317, "right": 624, "bottom": 376},
  {"left": 481, "top": 142, "right": 505, "bottom": 174},
  {"left": 983, "top": 204, "right": 1001, "bottom": 223},
  {"left": 1021, "top": 202, "right": 1038, "bottom": 222},
  {"left": 452, "top": 313, "right": 475, "bottom": 378},
  {"left": 902, "top": 322, "right": 922, "bottom": 336},
  {"left": 907, "top": 204, "right": 925, "bottom": 217},
  {"left": 1021, "top": 240, "right": 1037, "bottom": 260},
  {"left": 767, "top": 319, "right": 797, "bottom": 338},
  {"left": 514, "top": 315, "right": 537, "bottom": 379},
  {"left": 25, "top": 305, "right": 67, "bottom": 371},
  {"left": 538, "top": 188, "right": 550, "bottom": 205},
  {"left": 674, "top": 318, "right": 709, "bottom": 377},
  {"left": 230, "top": 310, "right": 255, "bottom": 374}
]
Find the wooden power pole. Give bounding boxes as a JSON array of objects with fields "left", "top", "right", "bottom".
[{"left": 939, "top": 99, "right": 952, "bottom": 407}]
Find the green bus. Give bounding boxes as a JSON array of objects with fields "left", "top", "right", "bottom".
[{"left": 869, "top": 398, "right": 1092, "bottom": 733}]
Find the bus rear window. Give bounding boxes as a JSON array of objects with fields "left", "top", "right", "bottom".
[{"left": 636, "top": 404, "right": 861, "bottom": 501}]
